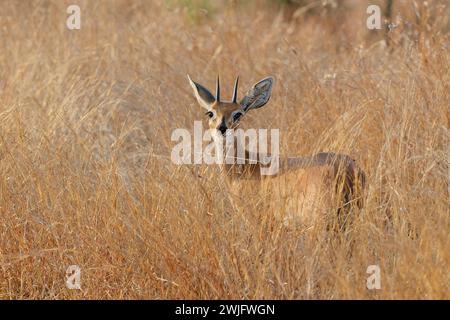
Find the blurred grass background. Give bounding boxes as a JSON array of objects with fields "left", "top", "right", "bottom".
[{"left": 0, "top": 0, "right": 448, "bottom": 299}]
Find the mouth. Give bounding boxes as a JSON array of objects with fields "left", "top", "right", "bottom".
[{"left": 223, "top": 129, "right": 235, "bottom": 138}]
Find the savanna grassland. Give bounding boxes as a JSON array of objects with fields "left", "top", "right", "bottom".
[{"left": 0, "top": 0, "right": 448, "bottom": 299}]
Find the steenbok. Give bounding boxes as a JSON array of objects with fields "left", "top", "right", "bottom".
[{"left": 187, "top": 75, "right": 366, "bottom": 229}]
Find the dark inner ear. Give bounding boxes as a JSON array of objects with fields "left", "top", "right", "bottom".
[
  {"left": 192, "top": 81, "right": 215, "bottom": 105},
  {"left": 240, "top": 93, "right": 269, "bottom": 112},
  {"left": 240, "top": 77, "right": 273, "bottom": 112},
  {"left": 240, "top": 94, "right": 256, "bottom": 112}
]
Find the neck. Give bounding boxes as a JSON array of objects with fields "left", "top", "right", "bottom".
[{"left": 212, "top": 134, "right": 279, "bottom": 179}]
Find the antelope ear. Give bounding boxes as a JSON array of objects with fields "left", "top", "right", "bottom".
[
  {"left": 187, "top": 75, "right": 215, "bottom": 110},
  {"left": 240, "top": 76, "right": 274, "bottom": 112}
]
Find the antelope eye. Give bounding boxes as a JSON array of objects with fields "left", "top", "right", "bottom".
[
  {"left": 233, "top": 112, "right": 243, "bottom": 122},
  {"left": 205, "top": 111, "right": 214, "bottom": 119}
]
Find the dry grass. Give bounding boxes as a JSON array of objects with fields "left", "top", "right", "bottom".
[{"left": 0, "top": 0, "right": 448, "bottom": 299}]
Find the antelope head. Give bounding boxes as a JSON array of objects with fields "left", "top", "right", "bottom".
[{"left": 187, "top": 75, "right": 274, "bottom": 138}]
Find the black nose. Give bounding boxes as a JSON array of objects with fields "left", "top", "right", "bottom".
[{"left": 218, "top": 125, "right": 227, "bottom": 135}]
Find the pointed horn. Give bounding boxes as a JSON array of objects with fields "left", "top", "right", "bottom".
[
  {"left": 215, "top": 75, "right": 220, "bottom": 102},
  {"left": 232, "top": 76, "right": 239, "bottom": 103}
]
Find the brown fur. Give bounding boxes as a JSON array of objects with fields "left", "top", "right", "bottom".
[
  {"left": 188, "top": 77, "right": 366, "bottom": 228},
  {"left": 208, "top": 101, "right": 246, "bottom": 131},
  {"left": 223, "top": 149, "right": 366, "bottom": 227}
]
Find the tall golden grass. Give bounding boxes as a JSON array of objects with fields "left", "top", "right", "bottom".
[{"left": 0, "top": 0, "right": 448, "bottom": 299}]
